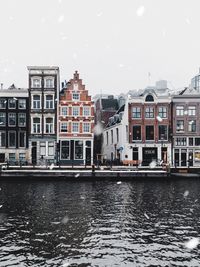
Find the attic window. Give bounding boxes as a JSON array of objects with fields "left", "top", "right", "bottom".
[{"left": 145, "top": 94, "right": 154, "bottom": 102}]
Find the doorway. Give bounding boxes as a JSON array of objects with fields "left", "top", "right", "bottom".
[{"left": 142, "top": 147, "right": 157, "bottom": 166}]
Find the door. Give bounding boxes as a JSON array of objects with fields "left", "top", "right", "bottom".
[
  {"left": 181, "top": 149, "right": 187, "bottom": 166},
  {"left": 31, "top": 142, "right": 37, "bottom": 165},
  {"left": 86, "top": 147, "right": 91, "bottom": 165},
  {"left": 142, "top": 147, "right": 157, "bottom": 166},
  {"left": 0, "top": 153, "right": 5, "bottom": 163}
]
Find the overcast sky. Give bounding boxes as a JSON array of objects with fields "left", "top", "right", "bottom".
[{"left": 0, "top": 0, "right": 200, "bottom": 96}]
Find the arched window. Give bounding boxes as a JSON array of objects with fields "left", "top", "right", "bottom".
[{"left": 145, "top": 94, "right": 154, "bottom": 102}]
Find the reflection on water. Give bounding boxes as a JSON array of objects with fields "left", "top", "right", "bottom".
[{"left": 0, "top": 179, "right": 200, "bottom": 266}]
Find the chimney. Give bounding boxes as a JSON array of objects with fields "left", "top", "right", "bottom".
[{"left": 0, "top": 83, "right": 3, "bottom": 90}]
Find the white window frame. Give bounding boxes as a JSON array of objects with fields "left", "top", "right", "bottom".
[
  {"left": 0, "top": 131, "right": 6, "bottom": 147},
  {"left": 72, "top": 122, "right": 79, "bottom": 133},
  {"left": 45, "top": 94, "right": 54, "bottom": 109},
  {"left": 61, "top": 107, "right": 68, "bottom": 116},
  {"left": 72, "top": 106, "right": 80, "bottom": 116},
  {"left": 45, "top": 117, "right": 54, "bottom": 134},
  {"left": 31, "top": 77, "right": 42, "bottom": 88},
  {"left": 48, "top": 141, "right": 54, "bottom": 156},
  {"left": 83, "top": 123, "right": 90, "bottom": 133},
  {"left": 176, "top": 106, "right": 184, "bottom": 116},
  {"left": 72, "top": 93, "right": 80, "bottom": 101},
  {"left": 8, "top": 113, "right": 16, "bottom": 127},
  {"left": 83, "top": 106, "right": 91, "bottom": 116},
  {"left": 32, "top": 117, "right": 41, "bottom": 134},
  {"left": 188, "top": 106, "right": 196, "bottom": 116},
  {"left": 60, "top": 122, "right": 68, "bottom": 132},
  {"left": 0, "top": 112, "right": 6, "bottom": 126},
  {"left": 18, "top": 99, "right": 26, "bottom": 109},
  {"left": 44, "top": 77, "right": 54, "bottom": 88},
  {"left": 18, "top": 113, "right": 26, "bottom": 127},
  {"left": 32, "top": 95, "right": 41, "bottom": 109}
]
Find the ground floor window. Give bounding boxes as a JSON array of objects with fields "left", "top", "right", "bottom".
[
  {"left": 19, "top": 153, "right": 26, "bottom": 162},
  {"left": 9, "top": 153, "right": 16, "bottom": 162},
  {"left": 48, "top": 141, "right": 54, "bottom": 156},
  {"left": 61, "top": 141, "right": 70, "bottom": 159},
  {"left": 75, "top": 141, "right": 83, "bottom": 159},
  {"left": 40, "top": 142, "right": 46, "bottom": 156}
]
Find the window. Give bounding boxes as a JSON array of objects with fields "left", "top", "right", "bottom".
[
  {"left": 75, "top": 141, "right": 83, "bottom": 159},
  {"left": 0, "top": 113, "right": 6, "bottom": 126},
  {"left": 145, "top": 95, "right": 154, "bottom": 102},
  {"left": 132, "top": 126, "right": 141, "bottom": 140},
  {"left": 83, "top": 106, "right": 90, "bottom": 116},
  {"left": 116, "top": 128, "right": 119, "bottom": 142},
  {"left": 72, "top": 106, "right": 79, "bottom": 116},
  {"left": 18, "top": 99, "right": 26, "bottom": 109},
  {"left": 195, "top": 138, "right": 200, "bottom": 146},
  {"left": 158, "top": 125, "right": 168, "bottom": 140},
  {"left": 9, "top": 153, "right": 16, "bottom": 162},
  {"left": 106, "top": 132, "right": 108, "bottom": 145},
  {"left": 18, "top": 113, "right": 26, "bottom": 127},
  {"left": 132, "top": 107, "right": 141, "bottom": 118},
  {"left": 60, "top": 122, "right": 68, "bottom": 132},
  {"left": 33, "top": 95, "right": 41, "bottom": 109},
  {"left": 19, "top": 132, "right": 26, "bottom": 147},
  {"left": 83, "top": 123, "right": 90, "bottom": 133},
  {"left": 32, "top": 78, "right": 41, "bottom": 88},
  {"left": 8, "top": 113, "right": 16, "bottom": 126},
  {"left": 0, "top": 132, "right": 6, "bottom": 147},
  {"left": 158, "top": 107, "right": 167, "bottom": 118},
  {"left": 45, "top": 95, "right": 54, "bottom": 109},
  {"left": 72, "top": 122, "right": 79, "bottom": 133},
  {"left": 176, "top": 120, "right": 184, "bottom": 132},
  {"left": 19, "top": 153, "right": 26, "bottom": 162},
  {"left": 189, "top": 138, "right": 194, "bottom": 146},
  {"left": 40, "top": 142, "right": 46, "bottom": 156},
  {"left": 45, "top": 118, "right": 54, "bottom": 133},
  {"left": 48, "top": 141, "right": 54, "bottom": 156},
  {"left": 61, "top": 107, "right": 67, "bottom": 116},
  {"left": 111, "top": 130, "right": 113, "bottom": 144},
  {"left": 188, "top": 120, "right": 196, "bottom": 132},
  {"left": 145, "top": 107, "right": 154, "bottom": 118},
  {"left": 8, "top": 131, "right": 16, "bottom": 147},
  {"left": 44, "top": 78, "right": 54, "bottom": 88},
  {"left": 33, "top": 118, "right": 41, "bottom": 133},
  {"left": 175, "top": 138, "right": 186, "bottom": 146},
  {"left": 72, "top": 93, "right": 79, "bottom": 100},
  {"left": 8, "top": 99, "right": 16, "bottom": 109},
  {"left": 0, "top": 99, "right": 6, "bottom": 109},
  {"left": 61, "top": 141, "right": 70, "bottom": 159},
  {"left": 146, "top": 126, "right": 154, "bottom": 140},
  {"left": 176, "top": 106, "right": 184, "bottom": 116},
  {"left": 188, "top": 106, "right": 196, "bottom": 116}
]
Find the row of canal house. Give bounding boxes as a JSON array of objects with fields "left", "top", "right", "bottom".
[
  {"left": 0, "top": 67, "right": 94, "bottom": 165},
  {"left": 103, "top": 80, "right": 200, "bottom": 167}
]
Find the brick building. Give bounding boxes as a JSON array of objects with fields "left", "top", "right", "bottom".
[
  {"left": 172, "top": 87, "right": 200, "bottom": 167},
  {"left": 58, "top": 71, "right": 94, "bottom": 165},
  {"left": 128, "top": 88, "right": 172, "bottom": 165}
]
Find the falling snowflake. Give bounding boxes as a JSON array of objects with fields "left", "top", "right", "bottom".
[
  {"left": 183, "top": 190, "right": 189, "bottom": 198},
  {"left": 75, "top": 173, "right": 80, "bottom": 178},
  {"left": 119, "top": 63, "right": 124, "bottom": 68},
  {"left": 149, "top": 161, "right": 156, "bottom": 169},
  {"left": 61, "top": 215, "right": 69, "bottom": 224},
  {"left": 0, "top": 205, "right": 3, "bottom": 208},
  {"left": 97, "top": 12, "right": 103, "bottom": 17},
  {"left": 58, "top": 15, "right": 65, "bottom": 23},
  {"left": 186, "top": 18, "right": 191, "bottom": 25},
  {"left": 93, "top": 123, "right": 104, "bottom": 136},
  {"left": 136, "top": 6, "right": 145, "bottom": 17},
  {"left": 185, "top": 237, "right": 199, "bottom": 249},
  {"left": 117, "top": 181, "right": 122, "bottom": 185},
  {"left": 144, "top": 212, "right": 150, "bottom": 219}
]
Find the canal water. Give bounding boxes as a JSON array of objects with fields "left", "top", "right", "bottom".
[{"left": 0, "top": 178, "right": 200, "bottom": 267}]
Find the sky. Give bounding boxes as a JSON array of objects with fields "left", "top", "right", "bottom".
[{"left": 0, "top": 0, "right": 200, "bottom": 96}]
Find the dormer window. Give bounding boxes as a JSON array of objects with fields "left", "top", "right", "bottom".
[
  {"left": 44, "top": 77, "right": 54, "bottom": 88},
  {"left": 145, "top": 94, "right": 154, "bottom": 102},
  {"left": 31, "top": 77, "right": 41, "bottom": 88}
]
